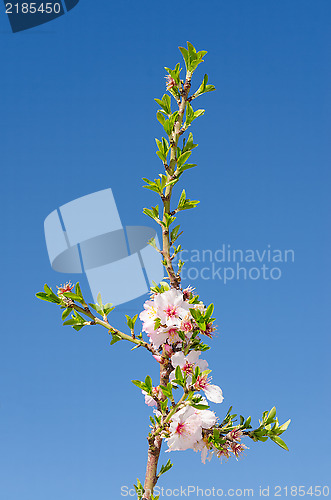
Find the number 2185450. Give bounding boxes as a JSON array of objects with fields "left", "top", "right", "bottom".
[
  {"left": 5, "top": 3, "right": 61, "bottom": 14},
  {"left": 274, "top": 486, "right": 329, "bottom": 496}
]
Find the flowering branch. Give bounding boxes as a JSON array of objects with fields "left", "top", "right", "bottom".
[
  {"left": 37, "top": 42, "right": 290, "bottom": 500},
  {"left": 36, "top": 282, "right": 157, "bottom": 355}
]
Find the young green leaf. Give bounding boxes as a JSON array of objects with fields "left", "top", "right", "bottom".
[
  {"left": 36, "top": 292, "right": 60, "bottom": 304},
  {"left": 270, "top": 435, "right": 289, "bottom": 451}
]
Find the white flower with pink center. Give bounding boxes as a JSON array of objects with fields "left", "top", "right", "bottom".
[
  {"left": 194, "top": 374, "right": 224, "bottom": 404},
  {"left": 139, "top": 300, "right": 158, "bottom": 334},
  {"left": 166, "top": 405, "right": 217, "bottom": 453},
  {"left": 170, "top": 351, "right": 208, "bottom": 384},
  {"left": 166, "top": 406, "right": 202, "bottom": 451},
  {"left": 154, "top": 289, "right": 190, "bottom": 326}
]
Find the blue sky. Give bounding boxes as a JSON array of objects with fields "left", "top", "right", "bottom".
[{"left": 0, "top": 1, "right": 330, "bottom": 499}]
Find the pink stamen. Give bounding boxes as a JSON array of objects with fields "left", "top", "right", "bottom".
[
  {"left": 175, "top": 422, "right": 186, "bottom": 435},
  {"left": 195, "top": 374, "right": 210, "bottom": 390},
  {"left": 182, "top": 361, "right": 194, "bottom": 375},
  {"left": 164, "top": 305, "right": 178, "bottom": 318}
]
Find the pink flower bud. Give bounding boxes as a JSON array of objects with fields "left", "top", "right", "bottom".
[
  {"left": 165, "top": 74, "right": 176, "bottom": 90},
  {"left": 57, "top": 281, "right": 74, "bottom": 295},
  {"left": 164, "top": 344, "right": 173, "bottom": 354}
]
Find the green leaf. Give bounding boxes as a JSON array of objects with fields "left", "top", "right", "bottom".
[
  {"left": 182, "top": 132, "right": 198, "bottom": 153},
  {"left": 61, "top": 308, "right": 71, "bottom": 320},
  {"left": 158, "top": 459, "right": 173, "bottom": 477},
  {"left": 36, "top": 292, "right": 60, "bottom": 304},
  {"left": 143, "top": 208, "right": 158, "bottom": 221},
  {"left": 145, "top": 375, "right": 153, "bottom": 393},
  {"left": 187, "top": 41, "right": 197, "bottom": 60},
  {"left": 148, "top": 237, "right": 159, "bottom": 251},
  {"left": 205, "top": 303, "right": 214, "bottom": 320},
  {"left": 88, "top": 303, "right": 103, "bottom": 315},
  {"left": 131, "top": 314, "right": 138, "bottom": 326},
  {"left": 175, "top": 365, "right": 184, "bottom": 382},
  {"left": 63, "top": 318, "right": 79, "bottom": 326},
  {"left": 156, "top": 110, "right": 166, "bottom": 126},
  {"left": 170, "top": 225, "right": 182, "bottom": 243},
  {"left": 178, "top": 163, "right": 197, "bottom": 175},
  {"left": 72, "top": 325, "right": 84, "bottom": 332},
  {"left": 178, "top": 189, "right": 186, "bottom": 207},
  {"left": 75, "top": 282, "right": 83, "bottom": 299},
  {"left": 96, "top": 292, "right": 102, "bottom": 307},
  {"left": 191, "top": 403, "right": 210, "bottom": 410},
  {"left": 134, "top": 478, "right": 145, "bottom": 500},
  {"left": 277, "top": 419, "right": 291, "bottom": 433},
  {"left": 164, "top": 178, "right": 179, "bottom": 188},
  {"left": 266, "top": 407, "right": 277, "bottom": 424},
  {"left": 62, "top": 292, "right": 83, "bottom": 302},
  {"left": 177, "top": 151, "right": 191, "bottom": 168},
  {"left": 132, "top": 380, "right": 146, "bottom": 391},
  {"left": 178, "top": 46, "right": 189, "bottom": 70},
  {"left": 193, "top": 74, "right": 216, "bottom": 99},
  {"left": 270, "top": 435, "right": 289, "bottom": 451},
  {"left": 179, "top": 199, "right": 200, "bottom": 211},
  {"left": 160, "top": 399, "right": 168, "bottom": 413},
  {"left": 194, "top": 109, "right": 205, "bottom": 119},
  {"left": 244, "top": 416, "right": 252, "bottom": 427},
  {"left": 43, "top": 284, "right": 53, "bottom": 295},
  {"left": 110, "top": 334, "right": 121, "bottom": 345},
  {"left": 103, "top": 303, "right": 115, "bottom": 316}
]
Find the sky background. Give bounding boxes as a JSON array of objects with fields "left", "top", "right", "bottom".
[{"left": 0, "top": 1, "right": 330, "bottom": 498}]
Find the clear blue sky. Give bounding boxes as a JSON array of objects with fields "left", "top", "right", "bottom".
[{"left": 0, "top": 1, "right": 330, "bottom": 499}]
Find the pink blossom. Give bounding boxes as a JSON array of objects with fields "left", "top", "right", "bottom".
[
  {"left": 166, "top": 405, "right": 217, "bottom": 453},
  {"left": 139, "top": 300, "right": 158, "bottom": 334},
  {"left": 230, "top": 442, "right": 248, "bottom": 459},
  {"left": 201, "top": 322, "right": 216, "bottom": 338},
  {"left": 194, "top": 374, "right": 224, "bottom": 404},
  {"left": 57, "top": 281, "right": 74, "bottom": 295},
  {"left": 170, "top": 351, "right": 208, "bottom": 384},
  {"left": 167, "top": 406, "right": 202, "bottom": 451},
  {"left": 217, "top": 446, "right": 231, "bottom": 460},
  {"left": 154, "top": 289, "right": 189, "bottom": 326},
  {"left": 226, "top": 428, "right": 243, "bottom": 442},
  {"left": 140, "top": 289, "right": 191, "bottom": 349}
]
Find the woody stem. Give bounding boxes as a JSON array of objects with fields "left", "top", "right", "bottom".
[
  {"left": 162, "top": 72, "right": 192, "bottom": 289},
  {"left": 143, "top": 69, "right": 192, "bottom": 500}
]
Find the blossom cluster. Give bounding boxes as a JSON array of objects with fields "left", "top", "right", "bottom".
[
  {"left": 168, "top": 409, "right": 247, "bottom": 463},
  {"left": 139, "top": 287, "right": 213, "bottom": 349},
  {"left": 139, "top": 287, "right": 229, "bottom": 462}
]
